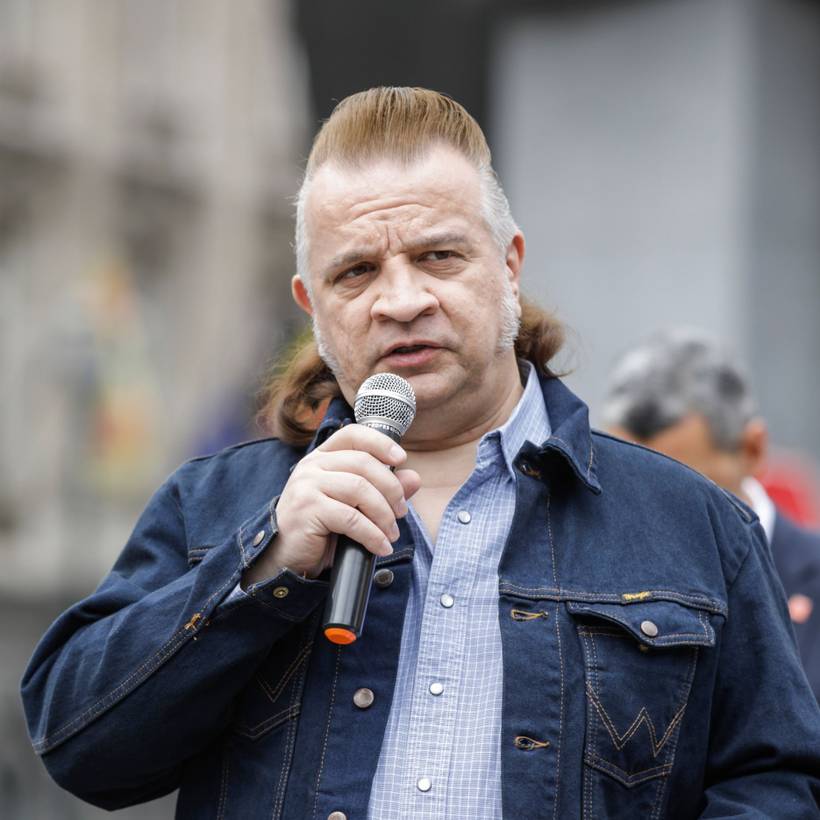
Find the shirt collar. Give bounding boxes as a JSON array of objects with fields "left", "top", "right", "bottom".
[
  {"left": 476, "top": 361, "right": 552, "bottom": 477},
  {"left": 741, "top": 476, "right": 777, "bottom": 543}
]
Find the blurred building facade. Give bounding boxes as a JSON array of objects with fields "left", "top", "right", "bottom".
[
  {"left": 3, "top": 0, "right": 819, "bottom": 817},
  {"left": 1, "top": 1, "right": 307, "bottom": 816}
]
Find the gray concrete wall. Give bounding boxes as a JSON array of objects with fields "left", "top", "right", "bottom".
[{"left": 491, "top": 0, "right": 820, "bottom": 461}]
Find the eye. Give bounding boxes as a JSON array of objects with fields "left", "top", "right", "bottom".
[
  {"left": 419, "top": 250, "right": 457, "bottom": 263},
  {"left": 336, "top": 263, "right": 374, "bottom": 282}
]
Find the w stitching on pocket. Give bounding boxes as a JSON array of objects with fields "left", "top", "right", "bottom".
[
  {"left": 584, "top": 682, "right": 687, "bottom": 758},
  {"left": 235, "top": 704, "right": 300, "bottom": 741},
  {"left": 256, "top": 642, "right": 313, "bottom": 705}
]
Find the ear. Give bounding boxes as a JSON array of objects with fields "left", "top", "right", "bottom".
[
  {"left": 291, "top": 275, "right": 313, "bottom": 316},
  {"left": 505, "top": 230, "right": 525, "bottom": 298},
  {"left": 740, "top": 418, "right": 768, "bottom": 477}
]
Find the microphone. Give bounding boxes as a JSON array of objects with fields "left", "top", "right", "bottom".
[{"left": 323, "top": 373, "right": 416, "bottom": 645}]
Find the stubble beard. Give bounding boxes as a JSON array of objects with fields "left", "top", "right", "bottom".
[{"left": 312, "top": 315, "right": 345, "bottom": 379}]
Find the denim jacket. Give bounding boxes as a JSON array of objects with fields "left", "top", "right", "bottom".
[{"left": 22, "top": 375, "right": 820, "bottom": 819}]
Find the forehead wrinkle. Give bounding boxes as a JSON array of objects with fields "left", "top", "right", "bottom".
[{"left": 325, "top": 226, "right": 473, "bottom": 274}]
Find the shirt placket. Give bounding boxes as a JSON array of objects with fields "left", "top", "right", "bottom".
[{"left": 401, "top": 466, "right": 496, "bottom": 816}]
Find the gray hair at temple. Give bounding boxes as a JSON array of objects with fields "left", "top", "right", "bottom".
[{"left": 601, "top": 328, "right": 757, "bottom": 451}]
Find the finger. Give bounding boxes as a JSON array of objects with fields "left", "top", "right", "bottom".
[
  {"left": 317, "top": 424, "right": 406, "bottom": 467},
  {"left": 395, "top": 469, "right": 422, "bottom": 505},
  {"left": 320, "top": 498, "right": 394, "bottom": 556},
  {"left": 318, "top": 473, "right": 400, "bottom": 542},
  {"left": 314, "top": 450, "right": 409, "bottom": 515}
]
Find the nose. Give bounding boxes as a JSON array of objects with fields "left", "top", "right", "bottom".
[{"left": 370, "top": 260, "right": 439, "bottom": 324}]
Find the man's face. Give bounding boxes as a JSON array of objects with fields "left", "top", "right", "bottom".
[
  {"left": 292, "top": 146, "right": 523, "bottom": 419},
  {"left": 611, "top": 413, "right": 747, "bottom": 495}
]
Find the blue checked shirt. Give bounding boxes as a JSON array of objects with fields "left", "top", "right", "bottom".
[{"left": 367, "top": 363, "right": 551, "bottom": 819}]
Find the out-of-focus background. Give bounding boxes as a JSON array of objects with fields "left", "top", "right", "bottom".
[{"left": 2, "top": 0, "right": 819, "bottom": 816}]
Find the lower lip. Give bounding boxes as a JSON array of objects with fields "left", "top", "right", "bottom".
[{"left": 382, "top": 347, "right": 442, "bottom": 367}]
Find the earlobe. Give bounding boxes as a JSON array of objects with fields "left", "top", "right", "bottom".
[{"left": 292, "top": 275, "right": 314, "bottom": 316}]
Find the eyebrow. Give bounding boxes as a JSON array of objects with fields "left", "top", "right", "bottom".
[{"left": 323, "top": 231, "right": 472, "bottom": 277}]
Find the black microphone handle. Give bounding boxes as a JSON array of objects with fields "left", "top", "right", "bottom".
[{"left": 322, "top": 424, "right": 401, "bottom": 644}]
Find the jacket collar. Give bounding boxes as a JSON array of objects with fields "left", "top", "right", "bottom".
[
  {"left": 304, "top": 372, "right": 601, "bottom": 495},
  {"left": 537, "top": 374, "right": 601, "bottom": 494}
]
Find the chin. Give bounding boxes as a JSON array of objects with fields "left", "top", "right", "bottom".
[{"left": 402, "top": 370, "right": 462, "bottom": 410}]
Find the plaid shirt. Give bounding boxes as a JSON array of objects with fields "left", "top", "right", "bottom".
[{"left": 368, "top": 363, "right": 551, "bottom": 819}]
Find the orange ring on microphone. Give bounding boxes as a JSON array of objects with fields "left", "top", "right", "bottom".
[{"left": 324, "top": 627, "right": 357, "bottom": 645}]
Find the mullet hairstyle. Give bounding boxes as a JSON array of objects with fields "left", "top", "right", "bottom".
[{"left": 258, "top": 87, "right": 565, "bottom": 446}]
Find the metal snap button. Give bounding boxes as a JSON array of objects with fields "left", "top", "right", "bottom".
[
  {"left": 272, "top": 586, "right": 289, "bottom": 599},
  {"left": 517, "top": 460, "right": 542, "bottom": 479},
  {"left": 457, "top": 510, "right": 472, "bottom": 524},
  {"left": 429, "top": 682, "right": 444, "bottom": 696},
  {"left": 416, "top": 777, "right": 432, "bottom": 792},
  {"left": 328, "top": 812, "right": 347, "bottom": 820},
  {"left": 373, "top": 568, "right": 394, "bottom": 588},
  {"left": 440, "top": 593, "right": 455, "bottom": 608},
  {"left": 640, "top": 620, "right": 659, "bottom": 637},
  {"left": 252, "top": 530, "right": 266, "bottom": 546},
  {"left": 353, "top": 687, "right": 375, "bottom": 709}
]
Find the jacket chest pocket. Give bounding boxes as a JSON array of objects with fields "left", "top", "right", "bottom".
[
  {"left": 232, "top": 623, "right": 315, "bottom": 742},
  {"left": 567, "top": 599, "right": 716, "bottom": 820}
]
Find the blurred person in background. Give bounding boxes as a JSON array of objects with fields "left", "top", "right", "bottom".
[
  {"left": 21, "top": 89, "right": 820, "bottom": 818},
  {"left": 602, "top": 327, "right": 820, "bottom": 702}
]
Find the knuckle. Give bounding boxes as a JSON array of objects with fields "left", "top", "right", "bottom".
[
  {"left": 342, "top": 507, "right": 361, "bottom": 533},
  {"left": 352, "top": 475, "right": 370, "bottom": 496}
]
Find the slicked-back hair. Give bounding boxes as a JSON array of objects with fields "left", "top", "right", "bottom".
[
  {"left": 261, "top": 86, "right": 565, "bottom": 446},
  {"left": 295, "top": 87, "right": 517, "bottom": 287},
  {"left": 601, "top": 328, "right": 756, "bottom": 451}
]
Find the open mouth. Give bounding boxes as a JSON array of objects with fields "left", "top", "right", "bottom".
[
  {"left": 382, "top": 343, "right": 442, "bottom": 366},
  {"left": 391, "top": 344, "right": 431, "bottom": 355}
]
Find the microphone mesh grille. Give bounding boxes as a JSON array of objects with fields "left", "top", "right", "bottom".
[{"left": 354, "top": 373, "right": 416, "bottom": 435}]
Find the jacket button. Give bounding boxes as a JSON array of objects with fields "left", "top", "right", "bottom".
[
  {"left": 272, "top": 586, "right": 289, "bottom": 599},
  {"left": 328, "top": 813, "right": 347, "bottom": 820},
  {"left": 353, "top": 687, "right": 375, "bottom": 709},
  {"left": 517, "top": 459, "right": 542, "bottom": 479},
  {"left": 373, "top": 568, "right": 394, "bottom": 588},
  {"left": 252, "top": 530, "right": 266, "bottom": 546},
  {"left": 640, "top": 620, "right": 659, "bottom": 637}
]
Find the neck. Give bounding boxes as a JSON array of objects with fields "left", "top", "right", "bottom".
[{"left": 403, "top": 360, "right": 525, "bottom": 486}]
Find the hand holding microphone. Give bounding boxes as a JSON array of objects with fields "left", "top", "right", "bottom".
[{"left": 246, "top": 374, "right": 419, "bottom": 640}]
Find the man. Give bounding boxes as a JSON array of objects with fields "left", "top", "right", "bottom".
[
  {"left": 602, "top": 327, "right": 820, "bottom": 701},
  {"left": 22, "top": 88, "right": 820, "bottom": 818}
]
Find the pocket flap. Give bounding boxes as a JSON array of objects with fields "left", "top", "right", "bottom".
[{"left": 566, "top": 599, "right": 715, "bottom": 648}]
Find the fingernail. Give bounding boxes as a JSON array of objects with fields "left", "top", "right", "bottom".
[
  {"left": 390, "top": 522, "right": 400, "bottom": 541},
  {"left": 389, "top": 444, "right": 404, "bottom": 461},
  {"left": 381, "top": 539, "right": 394, "bottom": 555},
  {"left": 397, "top": 499, "right": 409, "bottom": 516}
]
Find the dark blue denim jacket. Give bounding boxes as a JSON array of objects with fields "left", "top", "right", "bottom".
[{"left": 21, "top": 376, "right": 820, "bottom": 819}]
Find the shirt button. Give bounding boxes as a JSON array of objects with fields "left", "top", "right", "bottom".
[
  {"left": 373, "top": 568, "right": 394, "bottom": 588},
  {"left": 440, "top": 593, "right": 455, "bottom": 608},
  {"left": 456, "top": 510, "right": 472, "bottom": 524},
  {"left": 353, "top": 688, "right": 375, "bottom": 709},
  {"left": 429, "top": 682, "right": 444, "bottom": 696},
  {"left": 252, "top": 530, "right": 266, "bottom": 546},
  {"left": 328, "top": 813, "right": 347, "bottom": 820},
  {"left": 640, "top": 620, "right": 659, "bottom": 637},
  {"left": 272, "top": 586, "right": 289, "bottom": 599},
  {"left": 416, "top": 777, "right": 432, "bottom": 792}
]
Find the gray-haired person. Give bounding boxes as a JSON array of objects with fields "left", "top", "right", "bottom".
[{"left": 603, "top": 327, "right": 820, "bottom": 701}]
